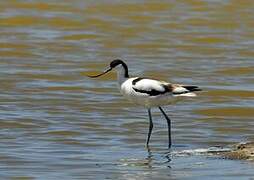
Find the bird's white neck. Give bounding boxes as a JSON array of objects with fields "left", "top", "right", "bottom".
[{"left": 115, "top": 65, "right": 129, "bottom": 86}]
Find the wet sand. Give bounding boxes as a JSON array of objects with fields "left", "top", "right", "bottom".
[{"left": 218, "top": 142, "right": 254, "bottom": 161}]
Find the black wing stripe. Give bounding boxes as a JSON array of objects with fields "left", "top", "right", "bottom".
[
  {"left": 132, "top": 77, "right": 144, "bottom": 85},
  {"left": 172, "top": 91, "right": 189, "bottom": 95},
  {"left": 133, "top": 85, "right": 170, "bottom": 96},
  {"left": 182, "top": 86, "right": 202, "bottom": 92}
]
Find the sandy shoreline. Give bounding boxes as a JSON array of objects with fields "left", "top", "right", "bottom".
[{"left": 220, "top": 142, "right": 254, "bottom": 161}]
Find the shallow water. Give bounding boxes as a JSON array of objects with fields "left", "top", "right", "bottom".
[{"left": 0, "top": 0, "right": 254, "bottom": 179}]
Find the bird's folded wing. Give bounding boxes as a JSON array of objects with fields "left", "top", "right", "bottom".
[{"left": 132, "top": 78, "right": 171, "bottom": 96}]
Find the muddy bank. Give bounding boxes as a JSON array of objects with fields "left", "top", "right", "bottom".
[{"left": 221, "top": 142, "right": 254, "bottom": 161}]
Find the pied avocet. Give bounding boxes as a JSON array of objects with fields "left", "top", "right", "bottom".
[{"left": 87, "top": 59, "right": 201, "bottom": 148}]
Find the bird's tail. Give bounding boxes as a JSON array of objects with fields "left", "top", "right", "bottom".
[
  {"left": 172, "top": 85, "right": 201, "bottom": 97},
  {"left": 182, "top": 85, "right": 202, "bottom": 92}
]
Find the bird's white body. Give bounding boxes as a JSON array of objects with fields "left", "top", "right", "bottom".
[
  {"left": 115, "top": 65, "right": 197, "bottom": 108},
  {"left": 120, "top": 77, "right": 169, "bottom": 107}
]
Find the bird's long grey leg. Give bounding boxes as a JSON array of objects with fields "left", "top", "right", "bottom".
[
  {"left": 158, "top": 106, "right": 172, "bottom": 149},
  {"left": 146, "top": 108, "right": 153, "bottom": 147}
]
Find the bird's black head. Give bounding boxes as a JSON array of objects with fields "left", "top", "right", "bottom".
[
  {"left": 110, "top": 59, "right": 125, "bottom": 68},
  {"left": 87, "top": 59, "right": 129, "bottom": 78},
  {"left": 110, "top": 59, "right": 129, "bottom": 78}
]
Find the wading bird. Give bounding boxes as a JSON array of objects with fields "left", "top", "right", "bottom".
[{"left": 87, "top": 59, "right": 201, "bottom": 148}]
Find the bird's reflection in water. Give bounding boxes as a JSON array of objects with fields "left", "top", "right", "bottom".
[
  {"left": 146, "top": 146, "right": 172, "bottom": 169},
  {"left": 118, "top": 146, "right": 172, "bottom": 169},
  {"left": 144, "top": 146, "right": 153, "bottom": 168}
]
